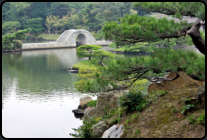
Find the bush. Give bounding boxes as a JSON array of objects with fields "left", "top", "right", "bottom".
[
  {"left": 25, "top": 35, "right": 30, "bottom": 40},
  {"left": 58, "top": 30, "right": 62, "bottom": 34},
  {"left": 29, "top": 34, "right": 36, "bottom": 40},
  {"left": 13, "top": 40, "right": 23, "bottom": 49},
  {"left": 118, "top": 90, "right": 150, "bottom": 112},
  {"left": 69, "top": 115, "right": 99, "bottom": 138},
  {"left": 37, "top": 35, "right": 43, "bottom": 40}
]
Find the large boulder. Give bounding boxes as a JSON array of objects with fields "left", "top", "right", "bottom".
[
  {"left": 196, "top": 83, "right": 205, "bottom": 108},
  {"left": 102, "top": 124, "right": 125, "bottom": 138},
  {"left": 91, "top": 121, "right": 107, "bottom": 138},
  {"left": 78, "top": 96, "right": 93, "bottom": 110},
  {"left": 148, "top": 71, "right": 205, "bottom": 92},
  {"left": 86, "top": 89, "right": 129, "bottom": 118}
]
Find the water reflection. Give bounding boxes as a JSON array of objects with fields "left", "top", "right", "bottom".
[{"left": 2, "top": 47, "right": 99, "bottom": 138}]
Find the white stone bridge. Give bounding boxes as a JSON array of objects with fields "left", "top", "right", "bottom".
[{"left": 22, "top": 29, "right": 112, "bottom": 50}]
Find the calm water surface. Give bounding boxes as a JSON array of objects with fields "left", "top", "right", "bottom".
[{"left": 2, "top": 47, "right": 113, "bottom": 138}]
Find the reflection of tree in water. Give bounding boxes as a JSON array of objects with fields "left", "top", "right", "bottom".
[
  {"left": 46, "top": 54, "right": 60, "bottom": 69},
  {"left": 2, "top": 52, "right": 81, "bottom": 102}
]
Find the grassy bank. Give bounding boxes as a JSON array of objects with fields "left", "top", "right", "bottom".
[
  {"left": 72, "top": 60, "right": 100, "bottom": 69},
  {"left": 37, "top": 34, "right": 61, "bottom": 40},
  {"left": 119, "top": 87, "right": 205, "bottom": 138}
]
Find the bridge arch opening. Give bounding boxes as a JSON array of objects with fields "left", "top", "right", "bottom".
[{"left": 76, "top": 34, "right": 86, "bottom": 46}]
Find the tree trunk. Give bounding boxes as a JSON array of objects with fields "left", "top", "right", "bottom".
[
  {"left": 161, "top": 19, "right": 205, "bottom": 55},
  {"left": 186, "top": 19, "right": 205, "bottom": 55}
]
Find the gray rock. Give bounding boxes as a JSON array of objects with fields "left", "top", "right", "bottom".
[
  {"left": 102, "top": 124, "right": 124, "bottom": 138},
  {"left": 196, "top": 83, "right": 205, "bottom": 108},
  {"left": 67, "top": 67, "right": 79, "bottom": 73},
  {"left": 84, "top": 106, "right": 96, "bottom": 115},
  {"left": 87, "top": 89, "right": 129, "bottom": 118},
  {"left": 108, "top": 84, "right": 113, "bottom": 90},
  {"left": 91, "top": 121, "right": 107, "bottom": 138}
]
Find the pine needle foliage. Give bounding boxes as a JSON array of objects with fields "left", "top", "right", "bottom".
[
  {"left": 76, "top": 45, "right": 102, "bottom": 60},
  {"left": 2, "top": 29, "right": 31, "bottom": 50},
  {"left": 75, "top": 49, "right": 205, "bottom": 94},
  {"left": 103, "top": 2, "right": 205, "bottom": 55},
  {"left": 103, "top": 13, "right": 189, "bottom": 46}
]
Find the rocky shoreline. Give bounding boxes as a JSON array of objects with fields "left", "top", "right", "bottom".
[
  {"left": 72, "top": 71, "right": 205, "bottom": 138},
  {"left": 2, "top": 48, "right": 23, "bottom": 53}
]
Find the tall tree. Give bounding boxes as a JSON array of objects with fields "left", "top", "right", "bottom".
[
  {"left": 23, "top": 17, "right": 44, "bottom": 35},
  {"left": 47, "top": 2, "right": 70, "bottom": 18},
  {"left": 45, "top": 15, "right": 54, "bottom": 34},
  {"left": 52, "top": 15, "right": 60, "bottom": 34},
  {"left": 29, "top": 2, "right": 48, "bottom": 22},
  {"left": 2, "top": 2, "right": 10, "bottom": 23}
]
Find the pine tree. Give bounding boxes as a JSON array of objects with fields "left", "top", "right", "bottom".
[
  {"left": 76, "top": 45, "right": 102, "bottom": 60},
  {"left": 103, "top": 2, "right": 205, "bottom": 55}
]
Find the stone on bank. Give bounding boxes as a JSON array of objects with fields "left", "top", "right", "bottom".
[{"left": 102, "top": 124, "right": 124, "bottom": 138}]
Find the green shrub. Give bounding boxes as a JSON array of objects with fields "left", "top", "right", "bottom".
[
  {"left": 87, "top": 100, "right": 97, "bottom": 107},
  {"left": 187, "top": 114, "right": 196, "bottom": 124},
  {"left": 172, "top": 107, "right": 177, "bottom": 113},
  {"left": 196, "top": 113, "right": 205, "bottom": 124},
  {"left": 58, "top": 30, "right": 62, "bottom": 34},
  {"left": 187, "top": 113, "right": 205, "bottom": 125},
  {"left": 2, "top": 42, "right": 13, "bottom": 50},
  {"left": 70, "top": 115, "right": 99, "bottom": 138},
  {"left": 25, "top": 35, "right": 30, "bottom": 40},
  {"left": 118, "top": 90, "right": 150, "bottom": 112},
  {"left": 13, "top": 40, "right": 23, "bottom": 49},
  {"left": 37, "top": 35, "right": 43, "bottom": 39}
]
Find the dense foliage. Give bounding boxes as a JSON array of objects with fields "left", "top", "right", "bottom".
[
  {"left": 2, "top": 29, "right": 31, "bottom": 50},
  {"left": 118, "top": 90, "right": 150, "bottom": 112},
  {"left": 103, "top": 2, "right": 205, "bottom": 55},
  {"left": 76, "top": 45, "right": 116, "bottom": 64},
  {"left": 70, "top": 115, "right": 99, "bottom": 138},
  {"left": 2, "top": 2, "right": 143, "bottom": 36},
  {"left": 74, "top": 48, "right": 205, "bottom": 93},
  {"left": 93, "top": 50, "right": 116, "bottom": 64},
  {"left": 103, "top": 14, "right": 189, "bottom": 46},
  {"left": 76, "top": 45, "right": 102, "bottom": 60}
]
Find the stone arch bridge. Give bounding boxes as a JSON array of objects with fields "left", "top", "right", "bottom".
[{"left": 22, "top": 29, "right": 112, "bottom": 50}]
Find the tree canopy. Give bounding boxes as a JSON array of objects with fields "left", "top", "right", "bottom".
[
  {"left": 2, "top": 29, "right": 31, "bottom": 50},
  {"left": 74, "top": 2, "right": 205, "bottom": 94},
  {"left": 103, "top": 2, "right": 205, "bottom": 55},
  {"left": 2, "top": 2, "right": 136, "bottom": 36},
  {"left": 93, "top": 50, "right": 116, "bottom": 64},
  {"left": 77, "top": 45, "right": 102, "bottom": 60}
]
